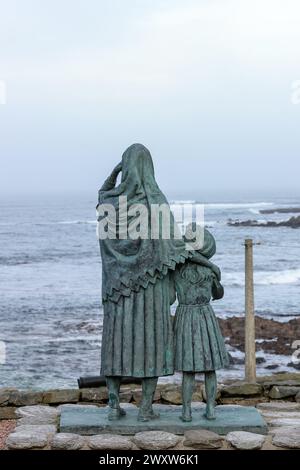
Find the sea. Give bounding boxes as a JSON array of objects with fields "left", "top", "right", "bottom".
[{"left": 0, "top": 194, "right": 300, "bottom": 390}]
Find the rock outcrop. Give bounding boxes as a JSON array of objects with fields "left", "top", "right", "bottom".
[{"left": 228, "top": 215, "right": 300, "bottom": 228}]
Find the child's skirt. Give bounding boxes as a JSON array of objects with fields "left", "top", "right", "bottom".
[{"left": 174, "top": 303, "right": 230, "bottom": 372}]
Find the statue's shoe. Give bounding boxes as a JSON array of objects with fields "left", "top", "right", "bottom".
[
  {"left": 180, "top": 414, "right": 192, "bottom": 422},
  {"left": 108, "top": 407, "right": 127, "bottom": 421},
  {"left": 181, "top": 406, "right": 192, "bottom": 422},
  {"left": 203, "top": 407, "right": 216, "bottom": 420},
  {"left": 137, "top": 410, "right": 160, "bottom": 422},
  {"left": 204, "top": 413, "right": 216, "bottom": 420}
]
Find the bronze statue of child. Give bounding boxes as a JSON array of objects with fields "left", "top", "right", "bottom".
[{"left": 171, "top": 225, "right": 229, "bottom": 421}]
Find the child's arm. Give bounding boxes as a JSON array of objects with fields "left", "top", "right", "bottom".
[
  {"left": 212, "top": 277, "right": 224, "bottom": 300},
  {"left": 189, "top": 251, "right": 221, "bottom": 281}
]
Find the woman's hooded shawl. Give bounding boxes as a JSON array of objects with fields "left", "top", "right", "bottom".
[{"left": 98, "top": 144, "right": 190, "bottom": 303}]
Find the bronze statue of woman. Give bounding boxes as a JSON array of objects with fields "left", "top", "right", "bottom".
[{"left": 97, "top": 144, "right": 220, "bottom": 421}]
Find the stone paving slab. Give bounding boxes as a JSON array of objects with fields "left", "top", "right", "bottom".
[{"left": 60, "top": 404, "right": 268, "bottom": 436}]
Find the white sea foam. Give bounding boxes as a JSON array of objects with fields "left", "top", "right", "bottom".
[
  {"left": 58, "top": 220, "right": 97, "bottom": 225},
  {"left": 203, "top": 202, "right": 274, "bottom": 210},
  {"left": 249, "top": 208, "right": 260, "bottom": 214},
  {"left": 170, "top": 201, "right": 274, "bottom": 209},
  {"left": 223, "top": 268, "right": 300, "bottom": 286},
  {"left": 256, "top": 338, "right": 278, "bottom": 343},
  {"left": 255, "top": 269, "right": 300, "bottom": 285},
  {"left": 170, "top": 200, "right": 196, "bottom": 204}
]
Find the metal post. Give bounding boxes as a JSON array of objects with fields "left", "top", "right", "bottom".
[{"left": 245, "top": 239, "right": 256, "bottom": 383}]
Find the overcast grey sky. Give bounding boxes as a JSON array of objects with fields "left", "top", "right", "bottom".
[{"left": 0, "top": 0, "right": 300, "bottom": 199}]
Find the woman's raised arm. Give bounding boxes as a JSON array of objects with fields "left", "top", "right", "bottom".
[{"left": 99, "top": 162, "right": 122, "bottom": 192}]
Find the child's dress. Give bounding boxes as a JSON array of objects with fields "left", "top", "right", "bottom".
[{"left": 173, "top": 262, "right": 230, "bottom": 372}]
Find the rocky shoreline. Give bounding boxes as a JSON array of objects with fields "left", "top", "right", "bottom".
[{"left": 220, "top": 315, "right": 300, "bottom": 360}]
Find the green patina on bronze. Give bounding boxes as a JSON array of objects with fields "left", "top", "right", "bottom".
[
  {"left": 97, "top": 144, "right": 224, "bottom": 422},
  {"left": 98, "top": 143, "right": 190, "bottom": 304},
  {"left": 172, "top": 227, "right": 230, "bottom": 422}
]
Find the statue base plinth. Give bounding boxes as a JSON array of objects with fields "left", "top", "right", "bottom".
[{"left": 59, "top": 403, "right": 267, "bottom": 435}]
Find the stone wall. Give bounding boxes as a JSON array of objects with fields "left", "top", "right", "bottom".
[{"left": 1, "top": 372, "right": 300, "bottom": 420}]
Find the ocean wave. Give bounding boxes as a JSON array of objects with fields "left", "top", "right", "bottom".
[
  {"left": 264, "top": 312, "right": 300, "bottom": 317},
  {"left": 178, "top": 219, "right": 220, "bottom": 229},
  {"left": 46, "top": 335, "right": 100, "bottom": 343},
  {"left": 57, "top": 220, "right": 96, "bottom": 225},
  {"left": 203, "top": 202, "right": 274, "bottom": 210},
  {"left": 170, "top": 201, "right": 274, "bottom": 209},
  {"left": 223, "top": 268, "right": 300, "bottom": 286},
  {"left": 0, "top": 220, "right": 97, "bottom": 226},
  {"left": 170, "top": 200, "right": 196, "bottom": 205},
  {"left": 249, "top": 208, "right": 260, "bottom": 215}
]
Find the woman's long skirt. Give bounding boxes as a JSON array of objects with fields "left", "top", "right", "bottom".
[{"left": 100, "top": 273, "right": 174, "bottom": 377}]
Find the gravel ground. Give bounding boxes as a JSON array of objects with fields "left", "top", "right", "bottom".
[{"left": 0, "top": 420, "right": 16, "bottom": 450}]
